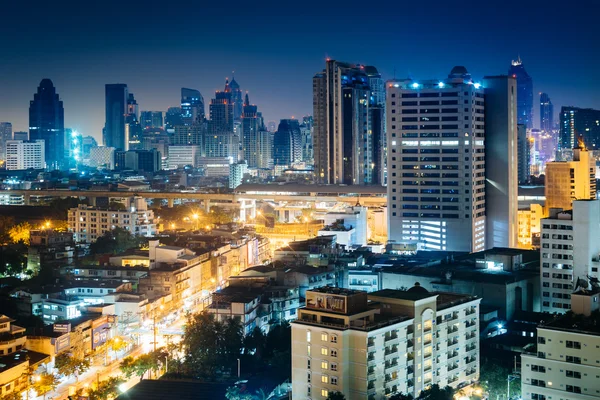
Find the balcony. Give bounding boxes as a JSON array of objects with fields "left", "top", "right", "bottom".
[
  {"left": 466, "top": 357, "right": 476, "bottom": 364},
  {"left": 466, "top": 368, "right": 477, "bottom": 376},
  {"left": 448, "top": 364, "right": 459, "bottom": 372},
  {"left": 465, "top": 320, "right": 477, "bottom": 328},
  {"left": 465, "top": 344, "right": 477, "bottom": 353},
  {"left": 465, "top": 307, "right": 476, "bottom": 316},
  {"left": 447, "top": 326, "right": 459, "bottom": 334},
  {"left": 385, "top": 360, "right": 399, "bottom": 371},
  {"left": 447, "top": 339, "right": 459, "bottom": 347},
  {"left": 447, "top": 352, "right": 458, "bottom": 359},
  {"left": 385, "top": 333, "right": 399, "bottom": 342},
  {"left": 368, "top": 339, "right": 375, "bottom": 347}
]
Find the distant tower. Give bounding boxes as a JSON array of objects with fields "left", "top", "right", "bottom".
[
  {"left": 508, "top": 57, "right": 534, "bottom": 129},
  {"left": 274, "top": 119, "right": 302, "bottom": 166},
  {"left": 0, "top": 122, "right": 12, "bottom": 163},
  {"left": 539, "top": 93, "right": 554, "bottom": 132},
  {"left": 181, "top": 88, "right": 204, "bottom": 125},
  {"left": 229, "top": 75, "right": 243, "bottom": 122},
  {"left": 241, "top": 93, "right": 261, "bottom": 167},
  {"left": 104, "top": 84, "right": 128, "bottom": 150},
  {"left": 29, "top": 79, "right": 65, "bottom": 170}
]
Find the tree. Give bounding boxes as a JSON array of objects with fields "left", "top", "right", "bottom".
[
  {"left": 0, "top": 216, "right": 15, "bottom": 244},
  {"left": 107, "top": 336, "right": 128, "bottom": 361},
  {"left": 88, "top": 376, "right": 124, "bottom": 400},
  {"left": 326, "top": 392, "right": 346, "bottom": 400},
  {"left": 416, "top": 384, "right": 453, "bottom": 400},
  {"left": 108, "top": 201, "right": 127, "bottom": 211},
  {"left": 8, "top": 222, "right": 32, "bottom": 245},
  {"left": 480, "top": 363, "right": 519, "bottom": 399},
  {"left": 0, "top": 391, "right": 24, "bottom": 400},
  {"left": 119, "top": 356, "right": 137, "bottom": 380},
  {"left": 132, "top": 353, "right": 155, "bottom": 381},
  {"left": 32, "top": 372, "right": 59, "bottom": 400},
  {"left": 54, "top": 353, "right": 90, "bottom": 381},
  {"left": 89, "top": 227, "right": 142, "bottom": 255},
  {"left": 390, "top": 393, "right": 413, "bottom": 400}
]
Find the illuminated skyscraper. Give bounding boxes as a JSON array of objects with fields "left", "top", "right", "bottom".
[
  {"left": 181, "top": 88, "right": 204, "bottom": 125},
  {"left": 126, "top": 93, "right": 142, "bottom": 150},
  {"left": 559, "top": 106, "right": 600, "bottom": 151},
  {"left": 104, "top": 83, "right": 128, "bottom": 150},
  {"left": 273, "top": 119, "right": 302, "bottom": 166},
  {"left": 140, "top": 111, "right": 163, "bottom": 129},
  {"left": 0, "top": 122, "right": 12, "bottom": 163},
  {"left": 540, "top": 93, "right": 553, "bottom": 132},
  {"left": 508, "top": 57, "right": 533, "bottom": 129},
  {"left": 205, "top": 80, "right": 237, "bottom": 159},
  {"left": 165, "top": 107, "right": 183, "bottom": 131},
  {"left": 241, "top": 93, "right": 261, "bottom": 167},
  {"left": 229, "top": 76, "right": 243, "bottom": 122},
  {"left": 29, "top": 79, "right": 65, "bottom": 170}
]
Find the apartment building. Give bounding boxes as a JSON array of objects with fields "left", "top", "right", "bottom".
[
  {"left": 545, "top": 146, "right": 596, "bottom": 211},
  {"left": 540, "top": 200, "right": 600, "bottom": 313},
  {"left": 521, "top": 289, "right": 600, "bottom": 400},
  {"left": 5, "top": 139, "right": 45, "bottom": 170},
  {"left": 291, "top": 285, "right": 480, "bottom": 400}
]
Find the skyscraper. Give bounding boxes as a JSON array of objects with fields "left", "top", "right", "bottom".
[
  {"left": 508, "top": 57, "right": 533, "bottom": 129},
  {"left": 0, "top": 122, "right": 12, "bottom": 163},
  {"left": 540, "top": 92, "right": 554, "bottom": 132},
  {"left": 517, "top": 124, "right": 530, "bottom": 183},
  {"left": 104, "top": 84, "right": 128, "bottom": 150},
  {"left": 273, "top": 119, "right": 302, "bottom": 166},
  {"left": 172, "top": 125, "right": 203, "bottom": 146},
  {"left": 241, "top": 93, "right": 261, "bottom": 167},
  {"left": 126, "top": 93, "right": 142, "bottom": 150},
  {"left": 165, "top": 107, "right": 183, "bottom": 131},
  {"left": 140, "top": 111, "right": 163, "bottom": 129},
  {"left": 229, "top": 76, "right": 243, "bottom": 122},
  {"left": 181, "top": 88, "right": 204, "bottom": 126},
  {"left": 545, "top": 147, "right": 596, "bottom": 210},
  {"left": 559, "top": 106, "right": 600, "bottom": 151},
  {"left": 386, "top": 67, "right": 518, "bottom": 252},
  {"left": 313, "top": 60, "right": 382, "bottom": 185},
  {"left": 29, "top": 79, "right": 65, "bottom": 170},
  {"left": 209, "top": 80, "right": 234, "bottom": 134}
]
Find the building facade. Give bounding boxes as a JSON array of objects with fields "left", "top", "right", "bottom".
[
  {"left": 540, "top": 93, "right": 554, "bottom": 132},
  {"left": 104, "top": 84, "right": 128, "bottom": 150},
  {"left": 545, "top": 147, "right": 596, "bottom": 210},
  {"left": 508, "top": 57, "right": 533, "bottom": 129},
  {"left": 29, "top": 79, "right": 65, "bottom": 170},
  {"left": 274, "top": 119, "right": 302, "bottom": 167},
  {"left": 291, "top": 286, "right": 480, "bottom": 400},
  {"left": 0, "top": 122, "right": 12, "bottom": 163},
  {"left": 5, "top": 140, "right": 45, "bottom": 170},
  {"left": 167, "top": 145, "right": 202, "bottom": 169},
  {"left": 559, "top": 106, "right": 600, "bottom": 151},
  {"left": 181, "top": 88, "right": 204, "bottom": 125}
]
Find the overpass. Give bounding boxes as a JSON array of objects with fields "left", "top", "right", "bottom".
[{"left": 5, "top": 183, "right": 387, "bottom": 207}]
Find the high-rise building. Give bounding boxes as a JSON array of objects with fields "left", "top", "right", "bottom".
[
  {"left": 5, "top": 140, "right": 45, "bottom": 170},
  {"left": 165, "top": 107, "right": 183, "bottom": 131},
  {"left": 104, "top": 84, "right": 128, "bottom": 150},
  {"left": 86, "top": 146, "right": 115, "bottom": 169},
  {"left": 167, "top": 145, "right": 202, "bottom": 169},
  {"left": 545, "top": 147, "right": 596, "bottom": 210},
  {"left": 81, "top": 136, "right": 98, "bottom": 159},
  {"left": 122, "top": 149, "right": 161, "bottom": 173},
  {"left": 172, "top": 125, "right": 203, "bottom": 146},
  {"left": 229, "top": 161, "right": 247, "bottom": 189},
  {"left": 256, "top": 129, "right": 273, "bottom": 169},
  {"left": 517, "top": 124, "right": 531, "bottom": 183},
  {"left": 273, "top": 119, "right": 302, "bottom": 166},
  {"left": 125, "top": 93, "right": 142, "bottom": 150},
  {"left": 299, "top": 121, "right": 313, "bottom": 163},
  {"left": 140, "top": 111, "right": 163, "bottom": 129},
  {"left": 0, "top": 122, "right": 12, "bottom": 163},
  {"left": 540, "top": 92, "right": 554, "bottom": 132},
  {"left": 559, "top": 106, "right": 600, "bottom": 151},
  {"left": 181, "top": 88, "right": 204, "bottom": 126},
  {"left": 229, "top": 77, "right": 243, "bottom": 122},
  {"left": 209, "top": 80, "right": 234, "bottom": 134},
  {"left": 291, "top": 286, "right": 480, "bottom": 399},
  {"left": 13, "top": 131, "right": 28, "bottom": 141},
  {"left": 521, "top": 291, "right": 600, "bottom": 400},
  {"left": 241, "top": 93, "right": 262, "bottom": 167},
  {"left": 313, "top": 60, "right": 383, "bottom": 185},
  {"left": 539, "top": 200, "right": 600, "bottom": 313},
  {"left": 29, "top": 79, "right": 65, "bottom": 170},
  {"left": 508, "top": 57, "right": 533, "bottom": 129}
]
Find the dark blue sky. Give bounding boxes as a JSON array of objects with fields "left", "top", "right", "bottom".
[{"left": 1, "top": 0, "right": 599, "bottom": 141}]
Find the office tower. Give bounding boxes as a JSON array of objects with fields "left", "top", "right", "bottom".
[
  {"left": 313, "top": 60, "right": 383, "bottom": 184},
  {"left": 267, "top": 121, "right": 277, "bottom": 133},
  {"left": 559, "top": 106, "right": 600, "bottom": 151},
  {"left": 0, "top": 122, "right": 12, "bottom": 163},
  {"left": 366, "top": 66, "right": 387, "bottom": 185},
  {"left": 229, "top": 161, "right": 247, "bottom": 189},
  {"left": 81, "top": 136, "right": 98, "bottom": 159},
  {"left": 13, "top": 131, "right": 28, "bottom": 141},
  {"left": 5, "top": 140, "right": 45, "bottom": 170},
  {"left": 65, "top": 129, "right": 82, "bottom": 166},
  {"left": 522, "top": 292, "right": 600, "bottom": 400},
  {"left": 165, "top": 107, "right": 183, "bottom": 131},
  {"left": 257, "top": 129, "right": 273, "bottom": 169},
  {"left": 540, "top": 93, "right": 553, "bottom": 132},
  {"left": 122, "top": 149, "right": 161, "bottom": 173},
  {"left": 517, "top": 124, "right": 530, "bottom": 183},
  {"left": 540, "top": 200, "right": 600, "bottom": 313},
  {"left": 545, "top": 147, "right": 596, "bottom": 210},
  {"left": 181, "top": 88, "right": 204, "bottom": 126},
  {"left": 204, "top": 132, "right": 239, "bottom": 159},
  {"left": 386, "top": 67, "right": 487, "bottom": 252},
  {"left": 483, "top": 75, "right": 519, "bottom": 249},
  {"left": 291, "top": 287, "right": 480, "bottom": 399},
  {"left": 125, "top": 93, "right": 142, "bottom": 150},
  {"left": 104, "top": 84, "right": 128, "bottom": 150},
  {"left": 167, "top": 145, "right": 202, "bottom": 169},
  {"left": 209, "top": 80, "right": 234, "bottom": 134},
  {"left": 229, "top": 76, "right": 243, "bottom": 122},
  {"left": 273, "top": 119, "right": 302, "bottom": 166},
  {"left": 241, "top": 93, "right": 261, "bottom": 167},
  {"left": 29, "top": 79, "right": 65, "bottom": 170},
  {"left": 172, "top": 125, "right": 203, "bottom": 146},
  {"left": 140, "top": 111, "right": 163, "bottom": 129},
  {"left": 508, "top": 57, "right": 533, "bottom": 129},
  {"left": 299, "top": 121, "right": 313, "bottom": 163}
]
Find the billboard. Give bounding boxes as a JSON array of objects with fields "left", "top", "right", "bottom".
[
  {"left": 92, "top": 323, "right": 109, "bottom": 349},
  {"left": 306, "top": 292, "right": 347, "bottom": 314},
  {"left": 53, "top": 323, "right": 71, "bottom": 333},
  {"left": 53, "top": 334, "right": 71, "bottom": 353}
]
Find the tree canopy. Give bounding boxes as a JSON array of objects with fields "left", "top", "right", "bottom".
[
  {"left": 89, "top": 227, "right": 144, "bottom": 255},
  {"left": 54, "top": 353, "right": 90, "bottom": 381}
]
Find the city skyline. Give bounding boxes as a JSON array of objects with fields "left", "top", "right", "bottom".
[{"left": 1, "top": 1, "right": 599, "bottom": 142}]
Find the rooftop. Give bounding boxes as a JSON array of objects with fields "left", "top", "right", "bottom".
[
  {"left": 0, "top": 349, "right": 49, "bottom": 374},
  {"left": 542, "top": 310, "right": 600, "bottom": 335}
]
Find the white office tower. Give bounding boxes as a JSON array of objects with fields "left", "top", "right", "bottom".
[
  {"left": 521, "top": 290, "right": 600, "bottom": 400},
  {"left": 5, "top": 140, "right": 45, "bottom": 170},
  {"left": 386, "top": 67, "right": 486, "bottom": 252},
  {"left": 291, "top": 286, "right": 480, "bottom": 400},
  {"left": 540, "top": 200, "right": 600, "bottom": 313}
]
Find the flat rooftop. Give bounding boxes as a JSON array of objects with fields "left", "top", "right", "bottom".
[
  {"left": 0, "top": 349, "right": 49, "bottom": 374},
  {"left": 542, "top": 310, "right": 600, "bottom": 335}
]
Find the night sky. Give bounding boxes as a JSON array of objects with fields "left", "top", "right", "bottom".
[{"left": 1, "top": 0, "right": 599, "bottom": 141}]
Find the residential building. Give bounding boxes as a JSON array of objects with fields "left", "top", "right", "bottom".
[
  {"left": 322, "top": 206, "right": 368, "bottom": 246},
  {"left": 540, "top": 200, "right": 600, "bottom": 313},
  {"left": 104, "top": 84, "right": 128, "bottom": 150},
  {"left": 5, "top": 140, "right": 45, "bottom": 170},
  {"left": 257, "top": 129, "right": 273, "bottom": 169},
  {"left": 274, "top": 119, "right": 302, "bottom": 167},
  {"left": 167, "top": 145, "right": 202, "bottom": 169},
  {"left": 29, "top": 79, "right": 65, "bottom": 170},
  {"left": 517, "top": 203, "right": 544, "bottom": 249},
  {"left": 181, "top": 88, "right": 204, "bottom": 125},
  {"left": 521, "top": 290, "right": 600, "bottom": 400},
  {"left": 559, "top": 106, "right": 600, "bottom": 151},
  {"left": 67, "top": 196, "right": 157, "bottom": 243},
  {"left": 545, "top": 146, "right": 596, "bottom": 210},
  {"left": 229, "top": 161, "right": 247, "bottom": 189},
  {"left": 508, "top": 57, "right": 533, "bottom": 129},
  {"left": 291, "top": 286, "right": 480, "bottom": 399},
  {"left": 204, "top": 131, "right": 239, "bottom": 160},
  {"left": 0, "top": 122, "right": 12, "bottom": 162},
  {"left": 313, "top": 60, "right": 382, "bottom": 185},
  {"left": 540, "top": 93, "right": 553, "bottom": 132},
  {"left": 140, "top": 111, "right": 163, "bottom": 129}
]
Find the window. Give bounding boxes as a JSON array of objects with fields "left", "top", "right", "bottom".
[
  {"left": 321, "top": 347, "right": 328, "bottom": 356},
  {"left": 566, "top": 355, "right": 581, "bottom": 364},
  {"left": 330, "top": 349, "right": 337, "bottom": 357},
  {"left": 307, "top": 331, "right": 311, "bottom": 342},
  {"left": 330, "top": 335, "right": 337, "bottom": 343},
  {"left": 307, "top": 359, "right": 311, "bottom": 369},
  {"left": 321, "top": 389, "right": 328, "bottom": 398},
  {"left": 331, "top": 376, "right": 338, "bottom": 385},
  {"left": 321, "top": 375, "right": 329, "bottom": 383},
  {"left": 321, "top": 361, "right": 328, "bottom": 370},
  {"left": 321, "top": 333, "right": 328, "bottom": 342},
  {"left": 566, "top": 340, "right": 581, "bottom": 349},
  {"left": 331, "top": 363, "right": 338, "bottom": 371},
  {"left": 307, "top": 345, "right": 311, "bottom": 356}
]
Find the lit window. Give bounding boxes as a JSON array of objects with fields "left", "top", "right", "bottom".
[
  {"left": 321, "top": 361, "right": 328, "bottom": 370},
  {"left": 321, "top": 376, "right": 329, "bottom": 383},
  {"left": 321, "top": 389, "right": 328, "bottom": 397},
  {"left": 321, "top": 333, "right": 328, "bottom": 342},
  {"left": 321, "top": 348, "right": 328, "bottom": 356},
  {"left": 307, "top": 331, "right": 311, "bottom": 342},
  {"left": 307, "top": 345, "right": 311, "bottom": 356}
]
